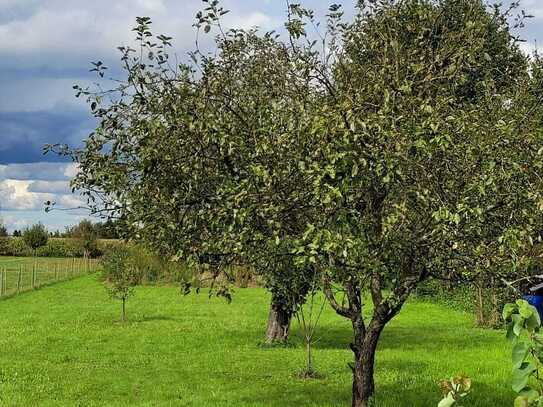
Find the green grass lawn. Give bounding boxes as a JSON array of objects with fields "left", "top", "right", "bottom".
[{"left": 0, "top": 274, "right": 512, "bottom": 406}]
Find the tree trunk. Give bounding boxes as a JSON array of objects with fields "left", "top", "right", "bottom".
[
  {"left": 265, "top": 297, "right": 292, "bottom": 343},
  {"left": 351, "top": 322, "right": 384, "bottom": 407},
  {"left": 476, "top": 283, "right": 485, "bottom": 327},
  {"left": 121, "top": 297, "right": 126, "bottom": 322},
  {"left": 307, "top": 340, "right": 313, "bottom": 373}
]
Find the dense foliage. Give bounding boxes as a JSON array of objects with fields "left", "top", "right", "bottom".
[
  {"left": 51, "top": 9, "right": 321, "bottom": 343},
  {"left": 69, "top": 220, "right": 99, "bottom": 258},
  {"left": 0, "top": 237, "right": 120, "bottom": 258},
  {"left": 63, "top": 219, "right": 122, "bottom": 240},
  {"left": 102, "top": 247, "right": 139, "bottom": 321},
  {"left": 22, "top": 223, "right": 49, "bottom": 252},
  {"left": 100, "top": 245, "right": 191, "bottom": 284},
  {"left": 503, "top": 300, "right": 543, "bottom": 406}
]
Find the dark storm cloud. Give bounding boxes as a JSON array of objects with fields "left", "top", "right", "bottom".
[{"left": 0, "top": 110, "right": 96, "bottom": 164}]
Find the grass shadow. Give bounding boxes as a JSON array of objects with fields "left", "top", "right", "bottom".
[
  {"left": 375, "top": 375, "right": 513, "bottom": 406},
  {"left": 288, "top": 322, "right": 504, "bottom": 353},
  {"left": 376, "top": 325, "right": 503, "bottom": 352},
  {"left": 135, "top": 315, "right": 177, "bottom": 323}
]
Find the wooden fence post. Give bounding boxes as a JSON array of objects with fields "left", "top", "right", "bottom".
[
  {"left": 17, "top": 267, "right": 22, "bottom": 294},
  {"left": 1, "top": 268, "right": 6, "bottom": 296}
]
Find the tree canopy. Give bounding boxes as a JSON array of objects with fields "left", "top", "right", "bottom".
[
  {"left": 22, "top": 223, "right": 49, "bottom": 252},
  {"left": 49, "top": 1, "right": 543, "bottom": 405}
]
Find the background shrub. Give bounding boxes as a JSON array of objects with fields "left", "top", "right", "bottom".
[
  {"left": 415, "top": 279, "right": 515, "bottom": 328},
  {"left": 70, "top": 220, "right": 99, "bottom": 258},
  {"left": 0, "top": 237, "right": 122, "bottom": 258},
  {"left": 22, "top": 223, "right": 48, "bottom": 252},
  {"left": 100, "top": 245, "right": 190, "bottom": 284}
]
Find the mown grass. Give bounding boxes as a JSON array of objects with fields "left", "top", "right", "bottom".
[{"left": 0, "top": 273, "right": 513, "bottom": 406}]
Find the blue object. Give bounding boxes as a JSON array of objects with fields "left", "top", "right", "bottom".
[{"left": 523, "top": 295, "right": 543, "bottom": 320}]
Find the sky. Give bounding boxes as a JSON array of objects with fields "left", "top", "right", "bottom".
[{"left": 0, "top": 0, "right": 542, "bottom": 233}]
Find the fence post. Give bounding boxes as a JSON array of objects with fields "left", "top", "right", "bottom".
[
  {"left": 17, "top": 267, "right": 22, "bottom": 294},
  {"left": 1, "top": 268, "right": 6, "bottom": 296}
]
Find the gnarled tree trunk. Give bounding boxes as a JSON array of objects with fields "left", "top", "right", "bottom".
[
  {"left": 265, "top": 296, "right": 292, "bottom": 343},
  {"left": 351, "top": 320, "right": 385, "bottom": 407}
]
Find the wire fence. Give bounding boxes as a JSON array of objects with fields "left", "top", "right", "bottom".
[{"left": 0, "top": 258, "right": 100, "bottom": 299}]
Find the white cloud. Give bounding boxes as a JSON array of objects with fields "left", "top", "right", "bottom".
[
  {"left": 226, "top": 11, "right": 278, "bottom": 31},
  {"left": 1, "top": 213, "right": 32, "bottom": 232},
  {"left": 522, "top": 1, "right": 543, "bottom": 19},
  {"left": 27, "top": 180, "right": 71, "bottom": 194},
  {"left": 0, "top": 0, "right": 282, "bottom": 58},
  {"left": 0, "top": 179, "right": 52, "bottom": 210},
  {"left": 136, "top": 0, "right": 166, "bottom": 13},
  {"left": 0, "top": 1, "right": 199, "bottom": 57},
  {"left": 57, "top": 194, "right": 85, "bottom": 209},
  {"left": 0, "top": 162, "right": 76, "bottom": 181},
  {"left": 519, "top": 41, "right": 543, "bottom": 57},
  {"left": 0, "top": 177, "right": 85, "bottom": 218},
  {"left": 63, "top": 163, "right": 80, "bottom": 179},
  {"left": 0, "top": 0, "right": 283, "bottom": 114},
  {"left": 0, "top": 8, "right": 129, "bottom": 54},
  {"left": 0, "top": 163, "right": 84, "bottom": 212},
  {"left": 1, "top": 210, "right": 89, "bottom": 233}
]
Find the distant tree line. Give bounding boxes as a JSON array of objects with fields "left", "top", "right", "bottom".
[
  {"left": 0, "top": 223, "right": 7, "bottom": 238},
  {"left": 3, "top": 219, "right": 121, "bottom": 240}
]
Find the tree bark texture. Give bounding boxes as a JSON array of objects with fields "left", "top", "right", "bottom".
[{"left": 265, "top": 296, "right": 292, "bottom": 343}]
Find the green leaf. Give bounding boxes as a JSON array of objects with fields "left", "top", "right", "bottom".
[
  {"left": 504, "top": 303, "right": 517, "bottom": 321},
  {"left": 507, "top": 324, "right": 517, "bottom": 342},
  {"left": 513, "top": 314, "right": 525, "bottom": 337},
  {"left": 519, "top": 300, "right": 535, "bottom": 319},
  {"left": 526, "top": 312, "right": 541, "bottom": 332},
  {"left": 352, "top": 162, "right": 359, "bottom": 177},
  {"left": 512, "top": 362, "right": 537, "bottom": 393},
  {"left": 512, "top": 342, "right": 530, "bottom": 369}
]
